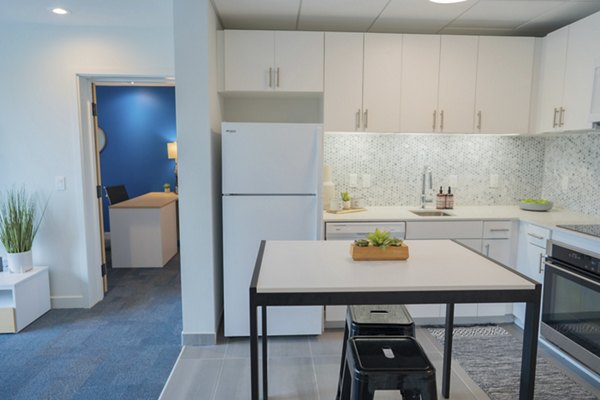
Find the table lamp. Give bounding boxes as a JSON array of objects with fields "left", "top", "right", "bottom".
[{"left": 167, "top": 141, "right": 178, "bottom": 193}]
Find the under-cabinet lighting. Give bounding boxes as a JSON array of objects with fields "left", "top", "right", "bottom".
[
  {"left": 51, "top": 7, "right": 70, "bottom": 15},
  {"left": 430, "top": 0, "right": 467, "bottom": 4}
]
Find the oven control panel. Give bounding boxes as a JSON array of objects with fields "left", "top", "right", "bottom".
[{"left": 549, "top": 241, "right": 600, "bottom": 278}]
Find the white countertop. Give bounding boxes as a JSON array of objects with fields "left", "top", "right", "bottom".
[
  {"left": 324, "top": 205, "right": 599, "bottom": 232},
  {"left": 257, "top": 240, "right": 535, "bottom": 294}
]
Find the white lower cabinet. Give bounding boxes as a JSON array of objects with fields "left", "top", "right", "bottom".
[
  {"left": 514, "top": 222, "right": 550, "bottom": 327},
  {"left": 407, "top": 220, "right": 516, "bottom": 321}
]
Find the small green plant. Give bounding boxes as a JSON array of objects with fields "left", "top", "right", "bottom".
[
  {"left": 0, "top": 188, "right": 47, "bottom": 253},
  {"left": 163, "top": 183, "right": 171, "bottom": 190},
  {"left": 366, "top": 228, "right": 403, "bottom": 249},
  {"left": 341, "top": 191, "right": 350, "bottom": 202},
  {"left": 354, "top": 239, "right": 369, "bottom": 247}
]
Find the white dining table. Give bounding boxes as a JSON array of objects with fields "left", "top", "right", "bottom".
[{"left": 249, "top": 239, "right": 541, "bottom": 400}]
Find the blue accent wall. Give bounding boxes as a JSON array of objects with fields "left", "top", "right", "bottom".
[{"left": 97, "top": 86, "right": 176, "bottom": 232}]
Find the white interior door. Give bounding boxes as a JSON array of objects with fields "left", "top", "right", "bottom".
[{"left": 222, "top": 195, "right": 322, "bottom": 337}]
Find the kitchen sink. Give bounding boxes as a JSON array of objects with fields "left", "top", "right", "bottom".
[{"left": 410, "top": 210, "right": 452, "bottom": 217}]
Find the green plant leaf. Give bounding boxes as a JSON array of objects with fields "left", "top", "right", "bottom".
[{"left": 0, "top": 187, "right": 48, "bottom": 253}]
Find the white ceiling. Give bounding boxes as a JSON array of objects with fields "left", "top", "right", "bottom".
[
  {"left": 1, "top": 0, "right": 599, "bottom": 37},
  {"left": 0, "top": 0, "right": 173, "bottom": 28},
  {"left": 213, "top": 0, "right": 600, "bottom": 37}
]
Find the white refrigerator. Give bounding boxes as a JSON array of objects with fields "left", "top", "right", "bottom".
[{"left": 222, "top": 122, "right": 324, "bottom": 337}]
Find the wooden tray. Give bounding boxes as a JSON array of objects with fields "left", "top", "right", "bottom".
[
  {"left": 326, "top": 208, "right": 367, "bottom": 214},
  {"left": 350, "top": 243, "right": 409, "bottom": 261}
]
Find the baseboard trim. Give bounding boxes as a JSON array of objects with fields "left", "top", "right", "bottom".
[
  {"left": 182, "top": 332, "right": 217, "bottom": 346},
  {"left": 51, "top": 295, "right": 86, "bottom": 309}
]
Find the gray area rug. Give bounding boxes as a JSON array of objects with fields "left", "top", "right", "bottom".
[{"left": 428, "top": 325, "right": 599, "bottom": 400}]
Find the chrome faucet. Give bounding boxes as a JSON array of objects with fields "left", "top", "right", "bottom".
[{"left": 420, "top": 166, "right": 433, "bottom": 208}]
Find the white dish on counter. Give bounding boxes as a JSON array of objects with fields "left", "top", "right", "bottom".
[{"left": 518, "top": 200, "right": 553, "bottom": 212}]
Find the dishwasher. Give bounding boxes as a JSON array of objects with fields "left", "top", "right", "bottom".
[{"left": 324, "top": 221, "right": 407, "bottom": 327}]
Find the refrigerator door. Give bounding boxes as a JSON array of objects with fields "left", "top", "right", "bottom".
[
  {"left": 223, "top": 195, "right": 323, "bottom": 337},
  {"left": 222, "top": 122, "right": 322, "bottom": 195}
]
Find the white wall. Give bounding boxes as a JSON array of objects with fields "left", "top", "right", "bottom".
[
  {"left": 0, "top": 22, "right": 174, "bottom": 307},
  {"left": 174, "top": 0, "right": 223, "bottom": 345}
]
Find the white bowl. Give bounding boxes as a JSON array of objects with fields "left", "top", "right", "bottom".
[{"left": 518, "top": 201, "right": 553, "bottom": 212}]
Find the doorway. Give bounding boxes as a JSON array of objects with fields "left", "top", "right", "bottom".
[{"left": 78, "top": 76, "right": 177, "bottom": 302}]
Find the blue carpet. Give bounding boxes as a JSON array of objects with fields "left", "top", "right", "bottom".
[{"left": 0, "top": 253, "right": 182, "bottom": 400}]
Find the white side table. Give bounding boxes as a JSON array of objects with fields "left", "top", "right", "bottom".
[{"left": 0, "top": 267, "right": 51, "bottom": 333}]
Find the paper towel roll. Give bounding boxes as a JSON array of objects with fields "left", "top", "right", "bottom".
[
  {"left": 323, "top": 164, "right": 332, "bottom": 182},
  {"left": 323, "top": 181, "right": 335, "bottom": 210}
]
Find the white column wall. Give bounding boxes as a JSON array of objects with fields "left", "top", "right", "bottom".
[
  {"left": 0, "top": 22, "right": 174, "bottom": 308},
  {"left": 174, "top": 0, "right": 223, "bottom": 344}
]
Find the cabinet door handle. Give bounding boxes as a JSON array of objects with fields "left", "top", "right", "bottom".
[
  {"left": 276, "top": 67, "right": 280, "bottom": 88},
  {"left": 489, "top": 228, "right": 510, "bottom": 232},
  {"left": 440, "top": 110, "right": 444, "bottom": 132},
  {"left": 539, "top": 253, "right": 545, "bottom": 274},
  {"left": 552, "top": 108, "right": 558, "bottom": 128},
  {"left": 477, "top": 111, "right": 482, "bottom": 131},
  {"left": 432, "top": 110, "right": 437, "bottom": 131},
  {"left": 559, "top": 107, "right": 565, "bottom": 127},
  {"left": 355, "top": 109, "right": 361, "bottom": 130},
  {"left": 527, "top": 232, "right": 544, "bottom": 240},
  {"left": 485, "top": 243, "right": 490, "bottom": 256},
  {"left": 268, "top": 67, "right": 272, "bottom": 88},
  {"left": 363, "top": 109, "right": 368, "bottom": 129}
]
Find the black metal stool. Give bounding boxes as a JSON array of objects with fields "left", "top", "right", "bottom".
[
  {"left": 336, "top": 305, "right": 416, "bottom": 400},
  {"left": 341, "top": 336, "right": 438, "bottom": 400},
  {"left": 349, "top": 304, "right": 416, "bottom": 337}
]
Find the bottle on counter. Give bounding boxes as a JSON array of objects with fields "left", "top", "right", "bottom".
[
  {"left": 436, "top": 186, "right": 446, "bottom": 209},
  {"left": 323, "top": 164, "right": 336, "bottom": 210},
  {"left": 446, "top": 186, "right": 454, "bottom": 209}
]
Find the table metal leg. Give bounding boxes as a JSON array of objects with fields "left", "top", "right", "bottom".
[
  {"left": 442, "top": 303, "right": 455, "bottom": 399},
  {"left": 262, "top": 305, "right": 268, "bottom": 399},
  {"left": 520, "top": 298, "right": 541, "bottom": 399},
  {"left": 335, "top": 318, "right": 350, "bottom": 400},
  {"left": 250, "top": 297, "right": 259, "bottom": 400}
]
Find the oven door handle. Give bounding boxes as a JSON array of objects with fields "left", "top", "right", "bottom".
[{"left": 544, "top": 259, "right": 600, "bottom": 288}]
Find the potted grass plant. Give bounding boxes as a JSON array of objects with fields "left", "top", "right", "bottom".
[{"left": 0, "top": 188, "right": 46, "bottom": 273}]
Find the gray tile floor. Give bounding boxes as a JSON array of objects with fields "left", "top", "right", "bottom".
[{"left": 160, "top": 327, "right": 493, "bottom": 400}]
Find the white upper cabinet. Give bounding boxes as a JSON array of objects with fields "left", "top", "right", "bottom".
[
  {"left": 362, "top": 33, "right": 403, "bottom": 133},
  {"left": 324, "top": 32, "right": 364, "bottom": 132},
  {"left": 400, "top": 35, "right": 440, "bottom": 133},
  {"left": 535, "top": 27, "right": 569, "bottom": 133},
  {"left": 325, "top": 33, "right": 403, "bottom": 132},
  {"left": 400, "top": 35, "right": 478, "bottom": 133},
  {"left": 561, "top": 12, "right": 600, "bottom": 131},
  {"left": 224, "top": 30, "right": 324, "bottom": 92},
  {"left": 438, "top": 36, "right": 479, "bottom": 133},
  {"left": 536, "top": 12, "right": 600, "bottom": 133},
  {"left": 475, "top": 37, "right": 536, "bottom": 134}
]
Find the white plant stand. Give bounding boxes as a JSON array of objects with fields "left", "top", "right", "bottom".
[{"left": 0, "top": 267, "right": 51, "bottom": 333}]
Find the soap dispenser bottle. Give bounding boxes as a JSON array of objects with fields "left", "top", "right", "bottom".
[
  {"left": 436, "top": 186, "right": 446, "bottom": 209},
  {"left": 446, "top": 186, "right": 454, "bottom": 209}
]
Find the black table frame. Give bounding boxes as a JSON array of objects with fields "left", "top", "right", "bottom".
[{"left": 249, "top": 240, "right": 542, "bottom": 400}]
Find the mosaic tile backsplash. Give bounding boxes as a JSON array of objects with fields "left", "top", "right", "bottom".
[
  {"left": 541, "top": 133, "right": 600, "bottom": 216},
  {"left": 324, "top": 132, "right": 600, "bottom": 216}
]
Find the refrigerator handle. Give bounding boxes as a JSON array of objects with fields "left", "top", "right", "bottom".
[{"left": 315, "top": 126, "right": 324, "bottom": 239}]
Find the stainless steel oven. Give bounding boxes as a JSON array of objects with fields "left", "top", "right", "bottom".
[{"left": 542, "top": 240, "right": 600, "bottom": 376}]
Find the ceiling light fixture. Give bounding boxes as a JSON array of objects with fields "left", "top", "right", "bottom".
[
  {"left": 430, "top": 0, "right": 467, "bottom": 4},
  {"left": 51, "top": 7, "right": 70, "bottom": 15}
]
